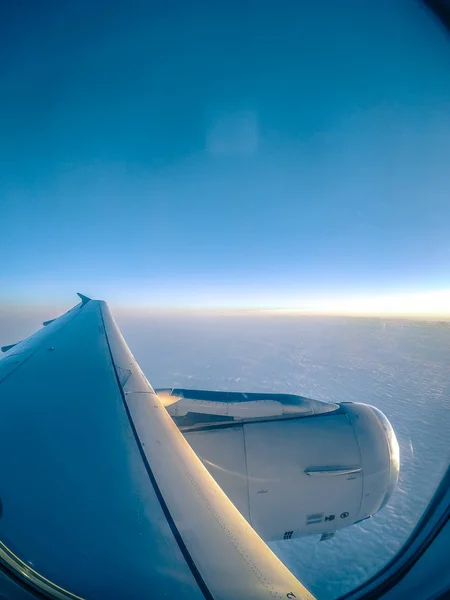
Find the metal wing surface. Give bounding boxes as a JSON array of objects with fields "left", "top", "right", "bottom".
[{"left": 0, "top": 296, "right": 314, "bottom": 600}]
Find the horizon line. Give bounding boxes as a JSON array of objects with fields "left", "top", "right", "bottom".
[{"left": 1, "top": 289, "right": 449, "bottom": 321}]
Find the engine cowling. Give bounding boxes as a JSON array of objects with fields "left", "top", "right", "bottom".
[{"left": 162, "top": 390, "right": 400, "bottom": 542}]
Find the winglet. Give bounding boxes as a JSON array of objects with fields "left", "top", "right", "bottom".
[
  {"left": 77, "top": 293, "right": 92, "bottom": 305},
  {"left": 43, "top": 319, "right": 55, "bottom": 326}
]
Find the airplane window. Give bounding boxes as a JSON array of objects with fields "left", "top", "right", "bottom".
[{"left": 0, "top": 1, "right": 449, "bottom": 599}]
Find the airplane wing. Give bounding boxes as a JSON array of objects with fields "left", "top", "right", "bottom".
[{"left": 0, "top": 296, "right": 314, "bottom": 600}]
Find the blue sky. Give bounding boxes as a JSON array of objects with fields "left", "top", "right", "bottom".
[{"left": 1, "top": 0, "right": 449, "bottom": 311}]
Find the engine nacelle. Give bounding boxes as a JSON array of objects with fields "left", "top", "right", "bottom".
[{"left": 162, "top": 390, "right": 400, "bottom": 542}]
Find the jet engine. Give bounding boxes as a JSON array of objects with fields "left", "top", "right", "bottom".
[{"left": 159, "top": 389, "right": 400, "bottom": 542}]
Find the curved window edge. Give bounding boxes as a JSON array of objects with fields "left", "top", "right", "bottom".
[
  {"left": 0, "top": 541, "right": 83, "bottom": 600},
  {"left": 339, "top": 466, "right": 450, "bottom": 600}
]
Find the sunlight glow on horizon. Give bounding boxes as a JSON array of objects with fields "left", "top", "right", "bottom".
[
  {"left": 267, "top": 290, "right": 450, "bottom": 318},
  {"left": 1, "top": 289, "right": 449, "bottom": 321},
  {"left": 99, "top": 289, "right": 450, "bottom": 319}
]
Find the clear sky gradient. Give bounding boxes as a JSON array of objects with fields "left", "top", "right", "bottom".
[{"left": 1, "top": 0, "right": 449, "bottom": 313}]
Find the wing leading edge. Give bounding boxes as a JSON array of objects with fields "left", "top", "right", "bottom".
[{"left": 0, "top": 297, "right": 314, "bottom": 600}]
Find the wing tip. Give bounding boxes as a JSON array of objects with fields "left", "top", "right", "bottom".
[{"left": 77, "top": 293, "right": 92, "bottom": 305}]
